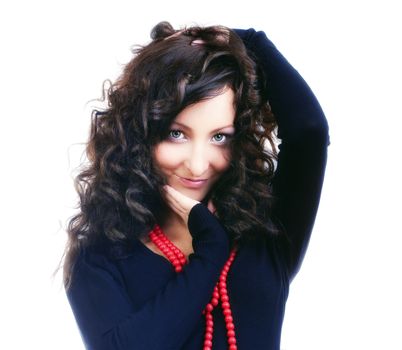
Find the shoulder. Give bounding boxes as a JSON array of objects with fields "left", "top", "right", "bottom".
[{"left": 69, "top": 241, "right": 130, "bottom": 289}]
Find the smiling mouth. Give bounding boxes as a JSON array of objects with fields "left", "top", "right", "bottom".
[
  {"left": 177, "top": 176, "right": 208, "bottom": 189},
  {"left": 184, "top": 177, "right": 207, "bottom": 182}
]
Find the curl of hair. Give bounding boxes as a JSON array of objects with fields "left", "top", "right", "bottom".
[{"left": 63, "top": 21, "right": 279, "bottom": 288}]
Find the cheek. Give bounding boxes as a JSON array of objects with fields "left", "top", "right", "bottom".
[
  {"left": 212, "top": 148, "right": 232, "bottom": 172},
  {"left": 153, "top": 143, "right": 181, "bottom": 173}
]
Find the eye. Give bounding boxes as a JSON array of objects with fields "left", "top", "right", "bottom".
[
  {"left": 168, "top": 129, "right": 185, "bottom": 140},
  {"left": 212, "top": 133, "right": 230, "bottom": 144}
]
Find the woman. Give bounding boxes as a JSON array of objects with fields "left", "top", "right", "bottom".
[{"left": 64, "top": 21, "right": 329, "bottom": 349}]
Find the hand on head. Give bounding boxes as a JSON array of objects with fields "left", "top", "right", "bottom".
[
  {"left": 164, "top": 29, "right": 184, "bottom": 40},
  {"left": 163, "top": 26, "right": 230, "bottom": 46},
  {"left": 164, "top": 30, "right": 205, "bottom": 45}
]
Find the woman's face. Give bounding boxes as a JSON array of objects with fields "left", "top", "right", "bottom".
[{"left": 153, "top": 88, "right": 236, "bottom": 202}]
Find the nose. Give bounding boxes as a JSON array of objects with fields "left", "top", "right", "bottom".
[{"left": 185, "top": 143, "right": 209, "bottom": 177}]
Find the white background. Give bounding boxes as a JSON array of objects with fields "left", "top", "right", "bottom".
[{"left": 1, "top": 0, "right": 401, "bottom": 349}]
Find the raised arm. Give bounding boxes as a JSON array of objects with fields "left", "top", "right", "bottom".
[
  {"left": 67, "top": 204, "right": 229, "bottom": 350},
  {"left": 234, "top": 29, "right": 330, "bottom": 281}
]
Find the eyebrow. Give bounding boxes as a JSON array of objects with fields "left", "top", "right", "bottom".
[{"left": 171, "top": 121, "right": 235, "bottom": 134}]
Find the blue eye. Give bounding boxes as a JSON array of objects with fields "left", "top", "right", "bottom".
[
  {"left": 169, "top": 130, "right": 184, "bottom": 139},
  {"left": 213, "top": 134, "right": 225, "bottom": 142},
  {"left": 212, "top": 133, "right": 230, "bottom": 143}
]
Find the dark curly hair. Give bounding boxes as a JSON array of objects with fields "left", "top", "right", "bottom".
[{"left": 63, "top": 21, "right": 279, "bottom": 288}]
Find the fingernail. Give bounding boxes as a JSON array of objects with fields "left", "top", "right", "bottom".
[{"left": 191, "top": 39, "right": 204, "bottom": 46}]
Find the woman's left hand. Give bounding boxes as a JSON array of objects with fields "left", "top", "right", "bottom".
[{"left": 163, "top": 185, "right": 200, "bottom": 225}]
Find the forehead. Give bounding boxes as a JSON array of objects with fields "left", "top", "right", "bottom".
[{"left": 173, "top": 88, "right": 236, "bottom": 130}]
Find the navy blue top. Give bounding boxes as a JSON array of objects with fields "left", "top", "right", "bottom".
[{"left": 67, "top": 28, "right": 329, "bottom": 349}]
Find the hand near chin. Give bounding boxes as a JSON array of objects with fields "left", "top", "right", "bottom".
[{"left": 163, "top": 185, "right": 216, "bottom": 225}]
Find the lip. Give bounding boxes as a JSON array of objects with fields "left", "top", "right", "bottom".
[{"left": 177, "top": 176, "right": 208, "bottom": 189}]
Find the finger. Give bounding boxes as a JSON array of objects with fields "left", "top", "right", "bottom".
[
  {"left": 163, "top": 186, "right": 186, "bottom": 213},
  {"left": 163, "top": 185, "right": 199, "bottom": 213},
  {"left": 164, "top": 29, "right": 184, "bottom": 41},
  {"left": 163, "top": 186, "right": 192, "bottom": 217},
  {"left": 163, "top": 186, "right": 200, "bottom": 225},
  {"left": 169, "top": 186, "right": 199, "bottom": 210},
  {"left": 190, "top": 39, "right": 204, "bottom": 46}
]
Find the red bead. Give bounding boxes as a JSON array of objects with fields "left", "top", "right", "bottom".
[
  {"left": 221, "top": 295, "right": 229, "bottom": 302},
  {"left": 203, "top": 347, "right": 211, "bottom": 350},
  {"left": 229, "top": 345, "right": 237, "bottom": 350},
  {"left": 228, "top": 336, "right": 237, "bottom": 344},
  {"left": 206, "top": 320, "right": 213, "bottom": 327},
  {"left": 206, "top": 326, "right": 213, "bottom": 333},
  {"left": 205, "top": 303, "right": 213, "bottom": 312},
  {"left": 175, "top": 266, "right": 182, "bottom": 273},
  {"left": 205, "top": 333, "right": 213, "bottom": 340},
  {"left": 222, "top": 301, "right": 230, "bottom": 309},
  {"left": 223, "top": 309, "right": 232, "bottom": 316},
  {"left": 227, "top": 329, "right": 235, "bottom": 337},
  {"left": 227, "top": 322, "right": 235, "bottom": 330},
  {"left": 204, "top": 340, "right": 212, "bottom": 347},
  {"left": 225, "top": 315, "right": 233, "bottom": 323}
]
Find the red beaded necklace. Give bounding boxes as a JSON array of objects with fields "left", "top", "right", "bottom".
[{"left": 149, "top": 224, "right": 239, "bottom": 350}]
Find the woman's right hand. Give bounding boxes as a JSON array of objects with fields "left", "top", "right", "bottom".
[{"left": 163, "top": 185, "right": 216, "bottom": 225}]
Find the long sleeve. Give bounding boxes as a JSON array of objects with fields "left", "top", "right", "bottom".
[
  {"left": 234, "top": 29, "right": 330, "bottom": 280},
  {"left": 66, "top": 203, "right": 229, "bottom": 350}
]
